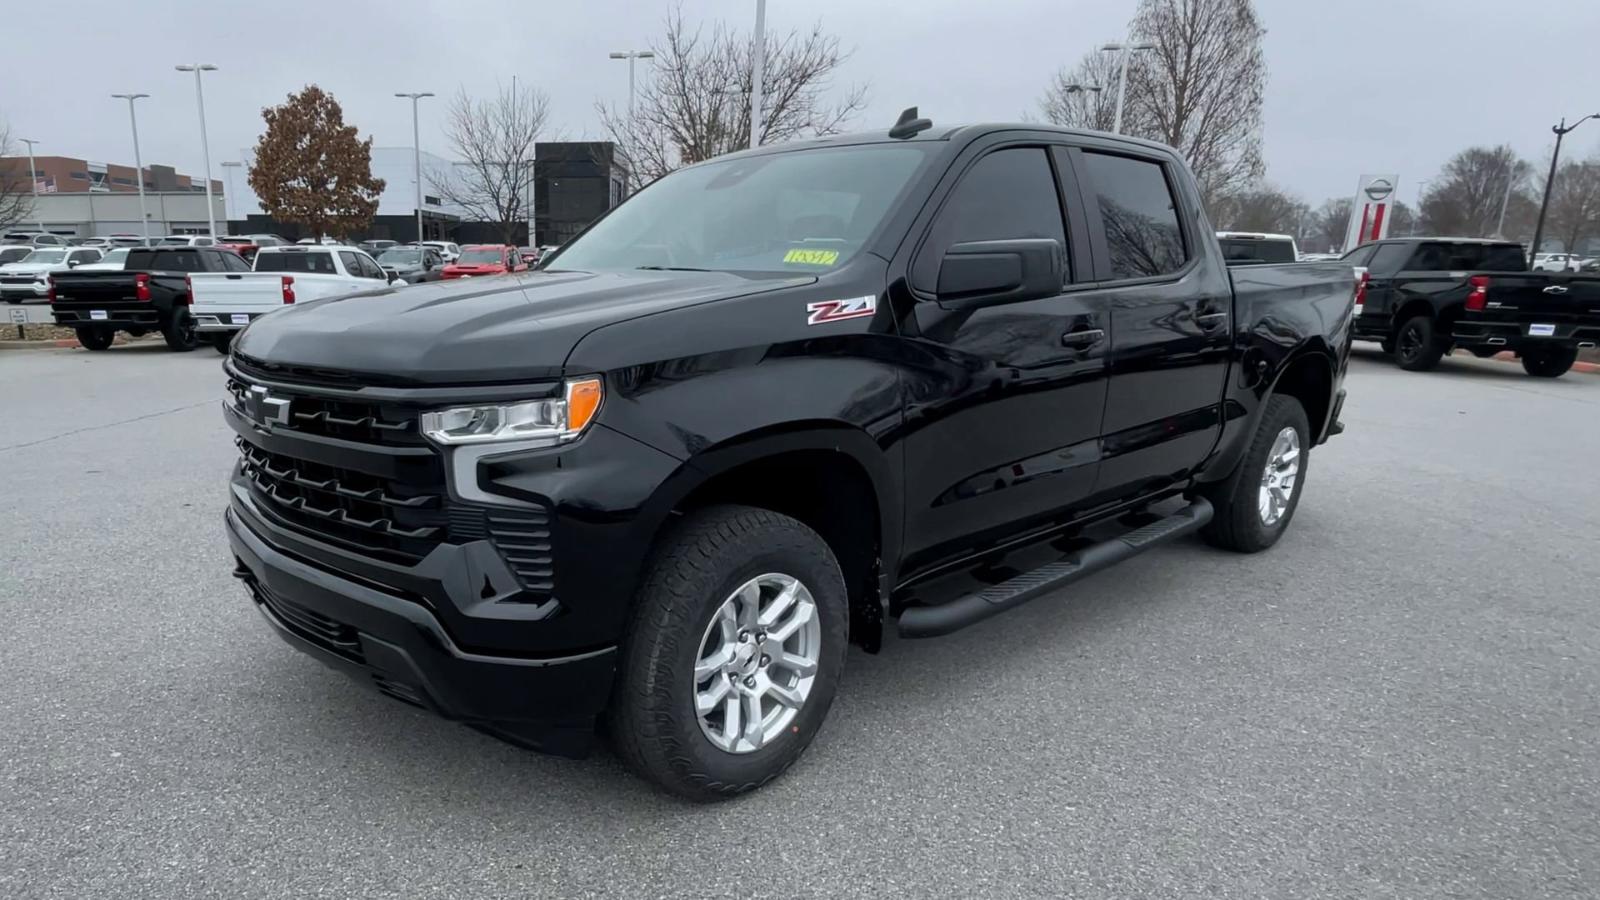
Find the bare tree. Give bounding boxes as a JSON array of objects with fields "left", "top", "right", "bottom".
[
  {"left": 596, "top": 5, "right": 867, "bottom": 184},
  {"left": 1419, "top": 145, "right": 1537, "bottom": 239},
  {"left": 432, "top": 83, "right": 551, "bottom": 244},
  {"left": 1306, "top": 198, "right": 1352, "bottom": 254},
  {"left": 1209, "top": 183, "right": 1308, "bottom": 236},
  {"left": 1037, "top": 49, "right": 1121, "bottom": 132},
  {"left": 1127, "top": 0, "right": 1267, "bottom": 204},
  {"left": 1541, "top": 155, "right": 1600, "bottom": 254},
  {"left": 0, "top": 122, "right": 34, "bottom": 232}
]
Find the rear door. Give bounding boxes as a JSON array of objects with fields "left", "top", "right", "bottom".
[
  {"left": 1353, "top": 241, "right": 1414, "bottom": 325},
  {"left": 1077, "top": 146, "right": 1234, "bottom": 502}
]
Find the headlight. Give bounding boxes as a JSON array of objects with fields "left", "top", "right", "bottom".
[{"left": 420, "top": 377, "right": 603, "bottom": 446}]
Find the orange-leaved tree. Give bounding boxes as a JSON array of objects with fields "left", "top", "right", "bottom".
[{"left": 249, "top": 85, "right": 384, "bottom": 239}]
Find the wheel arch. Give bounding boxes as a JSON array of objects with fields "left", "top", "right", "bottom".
[
  {"left": 1266, "top": 344, "right": 1338, "bottom": 444},
  {"left": 638, "top": 422, "right": 901, "bottom": 652}
]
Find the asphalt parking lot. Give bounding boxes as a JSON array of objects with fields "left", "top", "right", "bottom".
[{"left": 2, "top": 343, "right": 1598, "bottom": 899}]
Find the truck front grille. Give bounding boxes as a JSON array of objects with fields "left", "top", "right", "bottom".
[{"left": 225, "top": 377, "right": 422, "bottom": 446}]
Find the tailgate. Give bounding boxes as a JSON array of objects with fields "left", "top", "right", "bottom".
[
  {"left": 189, "top": 273, "right": 289, "bottom": 313},
  {"left": 1476, "top": 272, "right": 1600, "bottom": 320},
  {"left": 49, "top": 273, "right": 140, "bottom": 303}
]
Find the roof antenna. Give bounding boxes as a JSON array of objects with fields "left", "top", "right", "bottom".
[{"left": 888, "top": 106, "right": 932, "bottom": 139}]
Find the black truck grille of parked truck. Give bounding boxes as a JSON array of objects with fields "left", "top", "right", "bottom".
[{"left": 224, "top": 113, "right": 1356, "bottom": 799}]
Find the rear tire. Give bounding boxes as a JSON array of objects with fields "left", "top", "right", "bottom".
[
  {"left": 1200, "top": 394, "right": 1310, "bottom": 554},
  {"left": 161, "top": 310, "right": 197, "bottom": 352},
  {"left": 1521, "top": 346, "right": 1577, "bottom": 378},
  {"left": 210, "top": 333, "right": 233, "bottom": 355},
  {"left": 608, "top": 505, "right": 848, "bottom": 801},
  {"left": 75, "top": 326, "right": 114, "bottom": 351},
  {"left": 1393, "top": 315, "right": 1444, "bottom": 371}
]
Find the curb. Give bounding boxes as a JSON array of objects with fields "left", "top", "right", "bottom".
[{"left": 0, "top": 338, "right": 80, "bottom": 350}]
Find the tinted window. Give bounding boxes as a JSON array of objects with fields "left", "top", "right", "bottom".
[
  {"left": 254, "top": 251, "right": 337, "bottom": 274},
  {"left": 913, "top": 147, "right": 1068, "bottom": 290},
  {"left": 1082, "top": 152, "right": 1187, "bottom": 279},
  {"left": 221, "top": 251, "right": 252, "bottom": 272},
  {"left": 70, "top": 251, "right": 99, "bottom": 263},
  {"left": 128, "top": 249, "right": 204, "bottom": 272},
  {"left": 338, "top": 251, "right": 363, "bottom": 275},
  {"left": 1219, "top": 237, "right": 1295, "bottom": 264},
  {"left": 1341, "top": 244, "right": 1378, "bottom": 268},
  {"left": 1399, "top": 242, "right": 1525, "bottom": 273},
  {"left": 1367, "top": 243, "right": 1414, "bottom": 274},
  {"left": 358, "top": 254, "right": 384, "bottom": 279}
]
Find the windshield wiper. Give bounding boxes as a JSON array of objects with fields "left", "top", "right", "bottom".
[{"left": 635, "top": 265, "right": 713, "bottom": 272}]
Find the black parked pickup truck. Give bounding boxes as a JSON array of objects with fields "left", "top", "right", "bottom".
[
  {"left": 1344, "top": 237, "right": 1600, "bottom": 377},
  {"left": 50, "top": 246, "right": 252, "bottom": 351},
  {"left": 223, "top": 114, "right": 1357, "bottom": 799}
]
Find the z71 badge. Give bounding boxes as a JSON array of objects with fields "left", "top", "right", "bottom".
[{"left": 806, "top": 295, "right": 877, "bottom": 326}]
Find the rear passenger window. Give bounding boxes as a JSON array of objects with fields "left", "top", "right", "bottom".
[
  {"left": 338, "top": 251, "right": 364, "bottom": 275},
  {"left": 914, "top": 147, "right": 1068, "bottom": 291},
  {"left": 1367, "top": 243, "right": 1414, "bottom": 274},
  {"left": 1082, "top": 152, "right": 1187, "bottom": 279},
  {"left": 221, "top": 251, "right": 251, "bottom": 272}
]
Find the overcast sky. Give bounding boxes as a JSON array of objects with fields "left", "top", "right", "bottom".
[{"left": 6, "top": 0, "right": 1599, "bottom": 207}]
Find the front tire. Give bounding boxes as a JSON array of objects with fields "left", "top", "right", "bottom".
[
  {"left": 608, "top": 505, "right": 848, "bottom": 801},
  {"left": 1521, "top": 346, "right": 1577, "bottom": 378},
  {"left": 1393, "top": 315, "right": 1445, "bottom": 371},
  {"left": 75, "top": 326, "right": 114, "bottom": 351},
  {"left": 161, "top": 311, "right": 198, "bottom": 352},
  {"left": 1200, "top": 394, "right": 1310, "bottom": 553}
]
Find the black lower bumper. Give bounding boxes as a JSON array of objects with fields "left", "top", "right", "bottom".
[
  {"left": 52, "top": 304, "right": 166, "bottom": 330},
  {"left": 226, "top": 505, "right": 617, "bottom": 757}
]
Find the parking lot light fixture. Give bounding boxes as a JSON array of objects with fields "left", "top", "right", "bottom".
[
  {"left": 1528, "top": 113, "right": 1600, "bottom": 259},
  {"left": 112, "top": 94, "right": 151, "bottom": 242},
  {"left": 1100, "top": 41, "right": 1157, "bottom": 135},
  {"left": 175, "top": 64, "right": 219, "bottom": 237},
  {"left": 395, "top": 93, "right": 435, "bottom": 244}
]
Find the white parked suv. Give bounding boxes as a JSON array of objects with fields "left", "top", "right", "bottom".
[
  {"left": 1531, "top": 252, "right": 1580, "bottom": 272},
  {"left": 186, "top": 245, "right": 392, "bottom": 352},
  {"left": 422, "top": 240, "right": 462, "bottom": 263},
  {"left": 0, "top": 247, "right": 104, "bottom": 302}
]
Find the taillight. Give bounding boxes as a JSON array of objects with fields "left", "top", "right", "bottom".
[
  {"left": 47, "top": 275, "right": 56, "bottom": 303},
  {"left": 1465, "top": 274, "right": 1489, "bottom": 311},
  {"left": 183, "top": 274, "right": 193, "bottom": 306},
  {"left": 1353, "top": 268, "right": 1369, "bottom": 314},
  {"left": 281, "top": 275, "right": 296, "bottom": 304},
  {"left": 135, "top": 272, "right": 151, "bottom": 301}
]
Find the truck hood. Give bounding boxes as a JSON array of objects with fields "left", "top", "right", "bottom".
[
  {"left": 233, "top": 268, "right": 810, "bottom": 385},
  {"left": 0, "top": 262, "right": 63, "bottom": 276}
]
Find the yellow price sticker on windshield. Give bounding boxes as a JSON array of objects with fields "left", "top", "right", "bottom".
[{"left": 783, "top": 248, "right": 840, "bottom": 266}]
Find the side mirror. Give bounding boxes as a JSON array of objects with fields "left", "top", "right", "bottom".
[
  {"left": 68, "top": 259, "right": 80, "bottom": 267},
  {"left": 934, "top": 238, "right": 1064, "bottom": 309}
]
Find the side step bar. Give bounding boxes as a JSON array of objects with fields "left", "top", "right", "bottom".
[{"left": 897, "top": 497, "right": 1214, "bottom": 639}]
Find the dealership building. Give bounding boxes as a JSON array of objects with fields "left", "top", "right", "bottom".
[{"left": 0, "top": 155, "right": 225, "bottom": 238}]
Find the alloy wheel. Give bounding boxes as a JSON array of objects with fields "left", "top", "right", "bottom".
[
  {"left": 1257, "top": 426, "right": 1300, "bottom": 526},
  {"left": 693, "top": 573, "right": 821, "bottom": 754}
]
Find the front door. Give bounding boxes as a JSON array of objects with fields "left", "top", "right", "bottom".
[{"left": 897, "top": 143, "right": 1110, "bottom": 570}]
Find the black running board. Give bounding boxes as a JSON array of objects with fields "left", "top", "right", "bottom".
[{"left": 897, "top": 498, "right": 1214, "bottom": 638}]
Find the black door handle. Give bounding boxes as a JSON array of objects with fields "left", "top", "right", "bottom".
[
  {"left": 1196, "top": 310, "right": 1229, "bottom": 331},
  {"left": 1060, "top": 327, "right": 1105, "bottom": 348}
]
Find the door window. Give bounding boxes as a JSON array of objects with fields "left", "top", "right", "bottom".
[
  {"left": 913, "top": 147, "right": 1068, "bottom": 291},
  {"left": 1369, "top": 242, "right": 1417, "bottom": 274},
  {"left": 1081, "top": 152, "right": 1187, "bottom": 279},
  {"left": 338, "top": 251, "right": 364, "bottom": 276},
  {"left": 1341, "top": 244, "right": 1379, "bottom": 268}
]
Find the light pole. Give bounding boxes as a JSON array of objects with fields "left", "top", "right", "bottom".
[
  {"left": 395, "top": 92, "right": 434, "bottom": 244},
  {"left": 1101, "top": 41, "right": 1156, "bottom": 135},
  {"left": 1412, "top": 178, "right": 1433, "bottom": 237},
  {"left": 750, "top": 0, "right": 767, "bottom": 149},
  {"left": 1494, "top": 163, "right": 1516, "bottom": 240},
  {"left": 111, "top": 94, "right": 151, "bottom": 243},
  {"left": 19, "top": 137, "right": 43, "bottom": 231},
  {"left": 220, "top": 161, "right": 242, "bottom": 226},
  {"left": 1061, "top": 83, "right": 1105, "bottom": 129},
  {"left": 175, "top": 63, "right": 219, "bottom": 237},
  {"left": 1528, "top": 113, "right": 1599, "bottom": 259},
  {"left": 608, "top": 50, "right": 654, "bottom": 194}
]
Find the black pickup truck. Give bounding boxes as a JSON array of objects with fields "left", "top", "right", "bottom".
[
  {"left": 222, "top": 115, "right": 1357, "bottom": 799},
  {"left": 1344, "top": 237, "right": 1600, "bottom": 377},
  {"left": 50, "top": 246, "right": 252, "bottom": 351}
]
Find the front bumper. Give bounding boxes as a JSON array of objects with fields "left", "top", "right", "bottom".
[
  {"left": 227, "top": 501, "right": 617, "bottom": 757},
  {"left": 0, "top": 282, "right": 48, "bottom": 299}
]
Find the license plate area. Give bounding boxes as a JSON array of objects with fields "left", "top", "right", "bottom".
[
  {"left": 231, "top": 314, "right": 250, "bottom": 325},
  {"left": 1528, "top": 323, "right": 1555, "bottom": 337},
  {"left": 89, "top": 310, "right": 108, "bottom": 321}
]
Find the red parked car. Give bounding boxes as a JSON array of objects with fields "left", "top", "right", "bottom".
[{"left": 440, "top": 244, "right": 527, "bottom": 279}]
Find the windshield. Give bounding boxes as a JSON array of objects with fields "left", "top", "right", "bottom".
[
  {"left": 158, "top": 237, "right": 192, "bottom": 245},
  {"left": 254, "top": 251, "right": 337, "bottom": 274},
  {"left": 457, "top": 248, "right": 505, "bottom": 265},
  {"left": 552, "top": 144, "right": 932, "bottom": 273},
  {"left": 377, "top": 249, "right": 423, "bottom": 265},
  {"left": 23, "top": 250, "right": 68, "bottom": 264},
  {"left": 0, "top": 247, "right": 31, "bottom": 263}
]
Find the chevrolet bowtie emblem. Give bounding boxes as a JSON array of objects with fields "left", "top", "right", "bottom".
[{"left": 244, "top": 384, "right": 292, "bottom": 429}]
